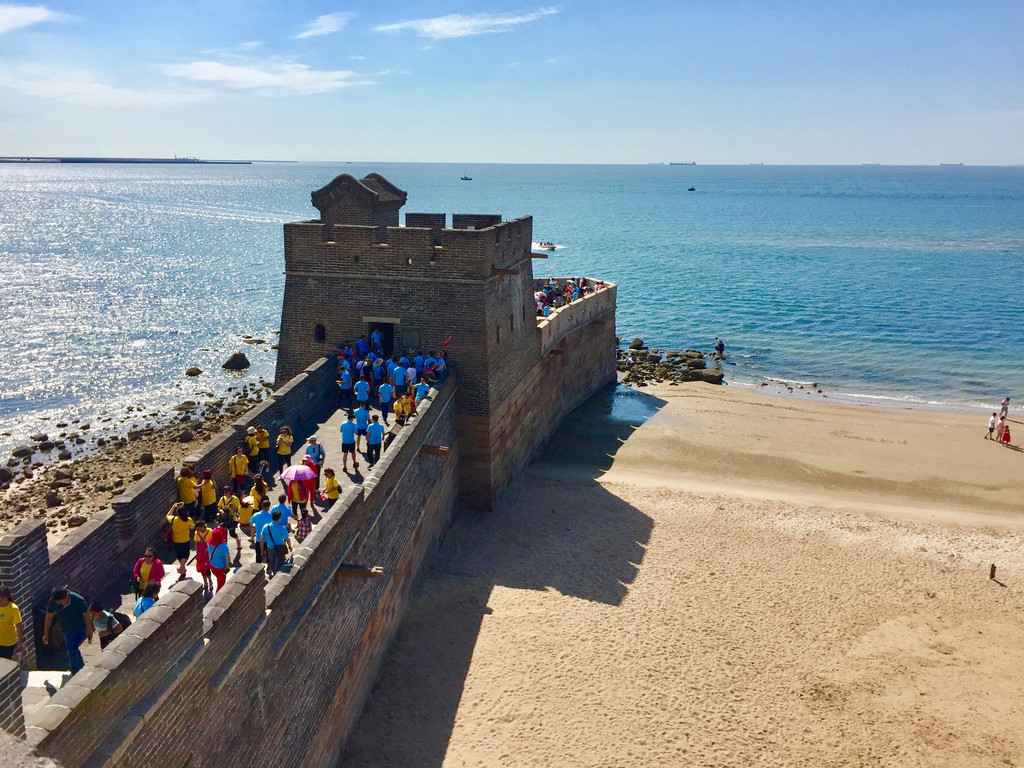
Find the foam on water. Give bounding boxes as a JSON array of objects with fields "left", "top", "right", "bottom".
[{"left": 1, "top": 162, "right": 1022, "bottom": 453}]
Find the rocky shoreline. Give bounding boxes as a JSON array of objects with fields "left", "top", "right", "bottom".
[
  {"left": 617, "top": 338, "right": 725, "bottom": 387},
  {"left": 0, "top": 378, "right": 275, "bottom": 540}
]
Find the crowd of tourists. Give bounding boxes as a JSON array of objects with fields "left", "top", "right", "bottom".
[
  {"left": 4, "top": 335, "right": 449, "bottom": 676},
  {"left": 534, "top": 276, "right": 606, "bottom": 317}
]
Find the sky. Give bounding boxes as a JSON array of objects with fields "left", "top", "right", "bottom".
[{"left": 0, "top": 1, "right": 1022, "bottom": 164}]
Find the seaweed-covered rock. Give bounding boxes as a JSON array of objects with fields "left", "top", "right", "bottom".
[{"left": 222, "top": 352, "right": 251, "bottom": 371}]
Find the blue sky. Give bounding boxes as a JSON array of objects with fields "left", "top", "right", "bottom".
[{"left": 0, "top": 1, "right": 1021, "bottom": 163}]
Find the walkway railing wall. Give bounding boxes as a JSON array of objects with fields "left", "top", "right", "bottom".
[{"left": 0, "top": 356, "right": 339, "bottom": 671}]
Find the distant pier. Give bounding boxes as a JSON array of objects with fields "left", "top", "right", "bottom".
[{"left": 0, "top": 156, "right": 252, "bottom": 164}]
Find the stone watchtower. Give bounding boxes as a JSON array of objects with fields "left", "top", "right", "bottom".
[{"left": 275, "top": 173, "right": 544, "bottom": 509}]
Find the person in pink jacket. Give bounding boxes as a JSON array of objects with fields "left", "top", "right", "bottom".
[{"left": 132, "top": 547, "right": 166, "bottom": 596}]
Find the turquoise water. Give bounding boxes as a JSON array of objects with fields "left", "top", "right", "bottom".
[{"left": 0, "top": 162, "right": 1021, "bottom": 451}]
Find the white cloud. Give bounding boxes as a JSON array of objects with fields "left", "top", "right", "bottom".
[
  {"left": 375, "top": 7, "right": 557, "bottom": 39},
  {"left": 0, "top": 67, "right": 211, "bottom": 107},
  {"left": 237, "top": 41, "right": 262, "bottom": 51},
  {"left": 296, "top": 12, "right": 353, "bottom": 39},
  {"left": 164, "top": 60, "right": 370, "bottom": 94},
  {"left": 0, "top": 4, "right": 66, "bottom": 35}
]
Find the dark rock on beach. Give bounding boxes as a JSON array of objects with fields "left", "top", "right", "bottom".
[
  {"left": 11, "top": 446, "right": 33, "bottom": 459},
  {"left": 618, "top": 341, "right": 724, "bottom": 387},
  {"left": 628, "top": 338, "right": 645, "bottom": 350},
  {"left": 139, "top": 452, "right": 155, "bottom": 465},
  {"left": 185, "top": 367, "right": 203, "bottom": 377},
  {"left": 222, "top": 352, "right": 251, "bottom": 370}
]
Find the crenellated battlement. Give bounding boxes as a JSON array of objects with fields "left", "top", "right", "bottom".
[{"left": 284, "top": 215, "right": 533, "bottom": 284}]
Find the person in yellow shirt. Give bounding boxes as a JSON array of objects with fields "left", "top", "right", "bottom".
[
  {"left": 236, "top": 498, "right": 255, "bottom": 546},
  {"left": 276, "top": 426, "right": 294, "bottom": 471},
  {"left": 0, "top": 587, "right": 25, "bottom": 662},
  {"left": 245, "top": 426, "right": 260, "bottom": 460},
  {"left": 229, "top": 447, "right": 250, "bottom": 494},
  {"left": 394, "top": 394, "right": 412, "bottom": 426},
  {"left": 165, "top": 502, "right": 195, "bottom": 579},
  {"left": 198, "top": 469, "right": 218, "bottom": 523},
  {"left": 217, "top": 487, "right": 242, "bottom": 556},
  {"left": 256, "top": 426, "right": 271, "bottom": 464},
  {"left": 177, "top": 466, "right": 199, "bottom": 517},
  {"left": 322, "top": 467, "right": 340, "bottom": 510}
]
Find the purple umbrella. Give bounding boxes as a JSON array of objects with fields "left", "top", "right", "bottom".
[{"left": 281, "top": 464, "right": 316, "bottom": 483}]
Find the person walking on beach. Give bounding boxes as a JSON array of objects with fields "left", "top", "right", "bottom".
[
  {"left": 714, "top": 337, "right": 725, "bottom": 356},
  {"left": 986, "top": 412, "right": 998, "bottom": 439},
  {"left": 42, "top": 588, "right": 90, "bottom": 674},
  {"left": 1002, "top": 423, "right": 1012, "bottom": 447},
  {"left": 276, "top": 426, "right": 294, "bottom": 471},
  {"left": 166, "top": 502, "right": 195, "bottom": 581},
  {"left": 1000, "top": 398, "right": 1010, "bottom": 419},
  {"left": 996, "top": 416, "right": 1007, "bottom": 444},
  {"left": 0, "top": 587, "right": 26, "bottom": 663}
]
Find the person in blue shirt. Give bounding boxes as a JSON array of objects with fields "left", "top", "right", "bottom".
[
  {"left": 248, "top": 499, "right": 273, "bottom": 564},
  {"left": 355, "top": 337, "right": 368, "bottom": 357},
  {"left": 378, "top": 381, "right": 394, "bottom": 424},
  {"left": 424, "top": 353, "right": 437, "bottom": 371},
  {"left": 354, "top": 406, "right": 370, "bottom": 452},
  {"left": 354, "top": 378, "right": 370, "bottom": 404},
  {"left": 337, "top": 369, "right": 352, "bottom": 407},
  {"left": 371, "top": 328, "right": 383, "bottom": 351},
  {"left": 270, "top": 494, "right": 293, "bottom": 530},
  {"left": 260, "top": 510, "right": 292, "bottom": 576},
  {"left": 134, "top": 583, "right": 160, "bottom": 618},
  {"left": 304, "top": 437, "right": 326, "bottom": 490},
  {"left": 393, "top": 363, "right": 406, "bottom": 393},
  {"left": 340, "top": 412, "right": 359, "bottom": 473},
  {"left": 415, "top": 378, "right": 431, "bottom": 403},
  {"left": 413, "top": 354, "right": 425, "bottom": 372},
  {"left": 366, "top": 415, "right": 386, "bottom": 466},
  {"left": 399, "top": 355, "right": 410, "bottom": 368}
]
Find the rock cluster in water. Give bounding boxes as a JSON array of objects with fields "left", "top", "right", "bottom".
[{"left": 618, "top": 338, "right": 725, "bottom": 387}]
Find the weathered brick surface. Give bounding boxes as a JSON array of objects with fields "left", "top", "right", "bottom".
[
  {"left": 29, "top": 580, "right": 203, "bottom": 767},
  {"left": 0, "top": 659, "right": 24, "bottom": 739},
  {"left": 39, "top": 380, "right": 462, "bottom": 768}
]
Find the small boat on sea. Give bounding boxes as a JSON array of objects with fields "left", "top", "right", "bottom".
[
  {"left": 536, "top": 242, "right": 556, "bottom": 251},
  {"left": 460, "top": 176, "right": 472, "bottom": 180}
]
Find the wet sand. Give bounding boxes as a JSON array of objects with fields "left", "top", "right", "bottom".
[{"left": 340, "top": 383, "right": 1024, "bottom": 768}]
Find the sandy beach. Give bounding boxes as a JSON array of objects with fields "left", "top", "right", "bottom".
[{"left": 340, "top": 383, "right": 1024, "bottom": 767}]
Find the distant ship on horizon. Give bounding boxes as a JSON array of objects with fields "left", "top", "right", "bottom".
[
  {"left": 669, "top": 161, "right": 696, "bottom": 166},
  {"left": 939, "top": 162, "right": 964, "bottom": 167}
]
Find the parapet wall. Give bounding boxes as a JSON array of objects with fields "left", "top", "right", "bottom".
[
  {"left": 0, "top": 356, "right": 339, "bottom": 671},
  {"left": 459, "top": 288, "right": 617, "bottom": 509},
  {"left": 14, "top": 377, "right": 459, "bottom": 768}
]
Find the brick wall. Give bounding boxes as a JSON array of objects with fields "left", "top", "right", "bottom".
[
  {"left": 24, "top": 379, "right": 459, "bottom": 767},
  {"left": 26, "top": 580, "right": 204, "bottom": 766},
  {"left": 0, "top": 356, "right": 340, "bottom": 675},
  {"left": 0, "top": 659, "right": 24, "bottom": 739}
]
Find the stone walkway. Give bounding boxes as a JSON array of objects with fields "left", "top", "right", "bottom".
[{"left": 21, "top": 394, "right": 408, "bottom": 723}]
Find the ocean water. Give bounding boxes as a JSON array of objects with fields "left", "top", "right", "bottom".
[{"left": 0, "top": 162, "right": 1021, "bottom": 452}]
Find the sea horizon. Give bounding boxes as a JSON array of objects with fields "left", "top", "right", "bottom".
[{"left": 0, "top": 161, "right": 1021, "bottom": 456}]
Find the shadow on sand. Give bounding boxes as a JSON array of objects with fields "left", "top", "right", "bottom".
[{"left": 338, "top": 385, "right": 666, "bottom": 767}]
